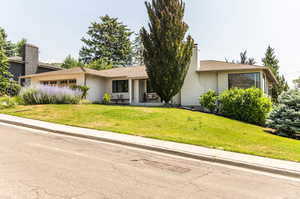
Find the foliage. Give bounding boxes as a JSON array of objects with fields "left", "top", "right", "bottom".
[
  {"left": 0, "top": 27, "right": 27, "bottom": 57},
  {"left": 86, "top": 57, "right": 113, "bottom": 70},
  {"left": 0, "top": 34, "right": 15, "bottom": 96},
  {"left": 1, "top": 81, "right": 21, "bottom": 97},
  {"left": 20, "top": 85, "right": 82, "bottom": 105},
  {"left": 15, "top": 38, "right": 27, "bottom": 57},
  {"left": 79, "top": 15, "right": 133, "bottom": 66},
  {"left": 199, "top": 90, "right": 218, "bottom": 113},
  {"left": 69, "top": 85, "right": 90, "bottom": 99},
  {"left": 219, "top": 88, "right": 272, "bottom": 126},
  {"left": 0, "top": 96, "right": 21, "bottom": 109},
  {"left": 61, "top": 55, "right": 83, "bottom": 69},
  {"left": 293, "top": 77, "right": 300, "bottom": 89},
  {"left": 262, "top": 46, "right": 289, "bottom": 102},
  {"left": 79, "top": 99, "right": 92, "bottom": 104},
  {"left": 0, "top": 27, "right": 16, "bottom": 57},
  {"left": 226, "top": 50, "right": 256, "bottom": 65},
  {"left": 102, "top": 93, "right": 112, "bottom": 104},
  {"left": 267, "top": 90, "right": 300, "bottom": 137},
  {"left": 132, "top": 32, "right": 144, "bottom": 65},
  {"left": 141, "top": 0, "right": 194, "bottom": 103}
]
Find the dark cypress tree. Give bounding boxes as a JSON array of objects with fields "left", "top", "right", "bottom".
[{"left": 141, "top": 0, "right": 194, "bottom": 103}]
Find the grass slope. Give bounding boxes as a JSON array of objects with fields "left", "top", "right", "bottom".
[{"left": 1, "top": 104, "right": 300, "bottom": 162}]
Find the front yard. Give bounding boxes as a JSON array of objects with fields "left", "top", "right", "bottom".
[{"left": 1, "top": 104, "right": 300, "bottom": 162}]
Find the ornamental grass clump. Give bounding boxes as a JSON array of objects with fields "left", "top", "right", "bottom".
[{"left": 20, "top": 85, "right": 82, "bottom": 105}]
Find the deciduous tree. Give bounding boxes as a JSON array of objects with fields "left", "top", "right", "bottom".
[{"left": 61, "top": 55, "right": 83, "bottom": 69}]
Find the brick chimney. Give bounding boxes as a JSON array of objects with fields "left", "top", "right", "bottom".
[{"left": 23, "top": 44, "right": 39, "bottom": 75}]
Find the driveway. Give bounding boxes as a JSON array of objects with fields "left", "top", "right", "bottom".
[{"left": 0, "top": 122, "right": 299, "bottom": 199}]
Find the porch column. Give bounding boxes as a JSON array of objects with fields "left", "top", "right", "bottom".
[
  {"left": 133, "top": 80, "right": 139, "bottom": 104},
  {"left": 128, "top": 79, "right": 132, "bottom": 104}
]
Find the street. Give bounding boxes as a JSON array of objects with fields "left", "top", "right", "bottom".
[{"left": 0, "top": 123, "right": 300, "bottom": 199}]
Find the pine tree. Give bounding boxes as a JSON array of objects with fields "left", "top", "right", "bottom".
[
  {"left": 0, "top": 34, "right": 13, "bottom": 95},
  {"left": 79, "top": 15, "right": 133, "bottom": 66},
  {"left": 262, "top": 46, "right": 289, "bottom": 102},
  {"left": 0, "top": 27, "right": 16, "bottom": 57},
  {"left": 141, "top": 0, "right": 194, "bottom": 103},
  {"left": 267, "top": 90, "right": 300, "bottom": 138},
  {"left": 132, "top": 33, "right": 144, "bottom": 65}
]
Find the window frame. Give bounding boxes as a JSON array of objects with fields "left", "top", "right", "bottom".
[
  {"left": 228, "top": 72, "right": 261, "bottom": 90},
  {"left": 112, "top": 80, "right": 129, "bottom": 93}
]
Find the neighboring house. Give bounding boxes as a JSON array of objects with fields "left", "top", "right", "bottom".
[
  {"left": 8, "top": 43, "right": 61, "bottom": 85},
  {"left": 20, "top": 45, "right": 277, "bottom": 106}
]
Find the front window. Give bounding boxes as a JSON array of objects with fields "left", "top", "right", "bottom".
[
  {"left": 228, "top": 72, "right": 261, "bottom": 89},
  {"left": 40, "top": 79, "right": 76, "bottom": 87},
  {"left": 112, "top": 80, "right": 128, "bottom": 93}
]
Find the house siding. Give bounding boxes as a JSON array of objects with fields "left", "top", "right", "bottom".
[{"left": 85, "top": 75, "right": 107, "bottom": 102}]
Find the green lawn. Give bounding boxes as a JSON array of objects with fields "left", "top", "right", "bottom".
[{"left": 1, "top": 104, "right": 300, "bottom": 162}]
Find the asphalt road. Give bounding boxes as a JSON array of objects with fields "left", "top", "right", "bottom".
[{"left": 0, "top": 123, "right": 300, "bottom": 199}]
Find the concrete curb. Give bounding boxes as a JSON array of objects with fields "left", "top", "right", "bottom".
[{"left": 1, "top": 114, "right": 300, "bottom": 179}]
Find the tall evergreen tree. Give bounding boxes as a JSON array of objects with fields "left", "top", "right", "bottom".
[
  {"left": 79, "top": 15, "right": 133, "bottom": 66},
  {"left": 262, "top": 46, "right": 289, "bottom": 102},
  {"left": 141, "top": 0, "right": 194, "bottom": 103},
  {"left": 132, "top": 33, "right": 144, "bottom": 65},
  {"left": 0, "top": 33, "right": 13, "bottom": 95},
  {"left": 0, "top": 27, "right": 16, "bottom": 57}
]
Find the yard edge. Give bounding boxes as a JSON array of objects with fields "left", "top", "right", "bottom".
[{"left": 0, "top": 115, "right": 300, "bottom": 179}]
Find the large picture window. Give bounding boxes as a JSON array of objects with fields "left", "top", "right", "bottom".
[
  {"left": 112, "top": 80, "right": 128, "bottom": 93},
  {"left": 228, "top": 72, "right": 261, "bottom": 89}
]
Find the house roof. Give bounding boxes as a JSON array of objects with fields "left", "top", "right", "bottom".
[
  {"left": 21, "top": 66, "right": 147, "bottom": 79},
  {"left": 198, "top": 60, "right": 278, "bottom": 83},
  {"left": 8, "top": 56, "right": 62, "bottom": 70},
  {"left": 20, "top": 61, "right": 277, "bottom": 84}
]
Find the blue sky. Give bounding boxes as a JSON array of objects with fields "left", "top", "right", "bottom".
[{"left": 0, "top": 0, "right": 299, "bottom": 85}]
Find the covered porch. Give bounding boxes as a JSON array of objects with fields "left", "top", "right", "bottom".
[{"left": 110, "top": 79, "right": 162, "bottom": 105}]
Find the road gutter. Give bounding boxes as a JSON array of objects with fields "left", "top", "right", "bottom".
[{"left": 1, "top": 113, "right": 300, "bottom": 179}]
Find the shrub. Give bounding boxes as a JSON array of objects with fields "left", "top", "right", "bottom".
[
  {"left": 0, "top": 81, "right": 21, "bottom": 97},
  {"left": 20, "top": 85, "right": 82, "bottom": 105},
  {"left": 102, "top": 93, "right": 111, "bottom": 104},
  {"left": 199, "top": 90, "right": 218, "bottom": 113},
  {"left": 267, "top": 90, "right": 300, "bottom": 137},
  {"left": 219, "top": 88, "right": 272, "bottom": 126},
  {"left": 79, "top": 99, "right": 92, "bottom": 104},
  {"left": 0, "top": 96, "right": 21, "bottom": 109},
  {"left": 69, "top": 85, "right": 90, "bottom": 99}
]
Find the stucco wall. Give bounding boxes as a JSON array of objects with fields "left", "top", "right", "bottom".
[
  {"left": 181, "top": 46, "right": 219, "bottom": 106},
  {"left": 85, "top": 75, "right": 107, "bottom": 102}
]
